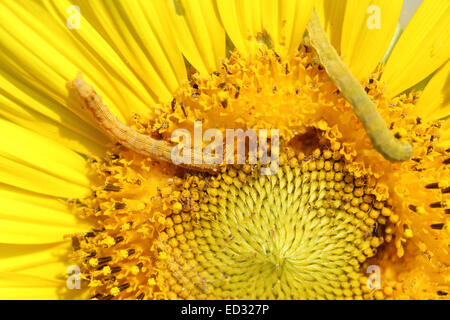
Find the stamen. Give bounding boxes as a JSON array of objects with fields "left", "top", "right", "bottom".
[
  {"left": 118, "top": 283, "right": 130, "bottom": 291},
  {"left": 98, "top": 256, "right": 112, "bottom": 264},
  {"left": 114, "top": 202, "right": 126, "bottom": 210},
  {"left": 103, "top": 184, "right": 121, "bottom": 192},
  {"left": 430, "top": 202, "right": 443, "bottom": 208},
  {"left": 111, "top": 267, "right": 122, "bottom": 274},
  {"left": 221, "top": 60, "right": 233, "bottom": 75},
  {"left": 137, "top": 293, "right": 145, "bottom": 300},
  {"left": 430, "top": 223, "right": 444, "bottom": 230}
]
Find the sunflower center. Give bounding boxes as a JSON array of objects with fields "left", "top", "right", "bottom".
[
  {"left": 70, "top": 45, "right": 420, "bottom": 300},
  {"left": 155, "top": 149, "right": 386, "bottom": 299}
]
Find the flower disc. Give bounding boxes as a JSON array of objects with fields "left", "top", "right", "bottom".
[{"left": 156, "top": 151, "right": 383, "bottom": 299}]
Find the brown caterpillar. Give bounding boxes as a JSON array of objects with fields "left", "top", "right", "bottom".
[
  {"left": 68, "top": 75, "right": 218, "bottom": 173},
  {"left": 306, "top": 11, "right": 413, "bottom": 161}
]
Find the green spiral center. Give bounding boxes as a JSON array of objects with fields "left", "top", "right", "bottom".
[{"left": 156, "top": 153, "right": 382, "bottom": 299}]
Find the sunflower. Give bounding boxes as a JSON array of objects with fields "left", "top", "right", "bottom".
[{"left": 0, "top": 0, "right": 449, "bottom": 300}]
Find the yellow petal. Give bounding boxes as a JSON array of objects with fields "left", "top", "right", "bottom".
[
  {"left": 0, "top": 184, "right": 74, "bottom": 213},
  {"left": 77, "top": 0, "right": 187, "bottom": 103},
  {"left": 381, "top": 0, "right": 450, "bottom": 97},
  {"left": 216, "top": 0, "right": 252, "bottom": 55},
  {"left": 340, "top": 0, "right": 403, "bottom": 81},
  {"left": 415, "top": 60, "right": 450, "bottom": 121},
  {"left": 0, "top": 120, "right": 90, "bottom": 198},
  {"left": 0, "top": 196, "right": 84, "bottom": 231},
  {"left": 167, "top": 0, "right": 226, "bottom": 75},
  {"left": 218, "top": 0, "right": 315, "bottom": 57},
  {"left": 0, "top": 272, "right": 63, "bottom": 299},
  {"left": 0, "top": 155, "right": 86, "bottom": 199},
  {"left": 0, "top": 71, "right": 108, "bottom": 157},
  {"left": 0, "top": 216, "right": 85, "bottom": 245},
  {"left": 0, "top": 0, "right": 168, "bottom": 124},
  {"left": 315, "top": 0, "right": 347, "bottom": 53},
  {"left": 265, "top": 0, "right": 315, "bottom": 55},
  {"left": 0, "top": 119, "right": 90, "bottom": 187},
  {"left": 0, "top": 242, "right": 70, "bottom": 280},
  {"left": 0, "top": 185, "right": 89, "bottom": 244},
  {"left": 0, "top": 245, "right": 89, "bottom": 299}
]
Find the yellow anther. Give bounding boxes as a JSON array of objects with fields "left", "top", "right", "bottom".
[
  {"left": 110, "top": 287, "right": 120, "bottom": 296},
  {"left": 119, "top": 250, "right": 129, "bottom": 259},
  {"left": 89, "top": 258, "right": 99, "bottom": 267},
  {"left": 131, "top": 266, "right": 140, "bottom": 275},
  {"left": 102, "top": 266, "right": 111, "bottom": 276},
  {"left": 404, "top": 229, "right": 413, "bottom": 238}
]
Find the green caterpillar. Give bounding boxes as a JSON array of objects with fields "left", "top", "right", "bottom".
[{"left": 306, "top": 11, "right": 412, "bottom": 162}]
